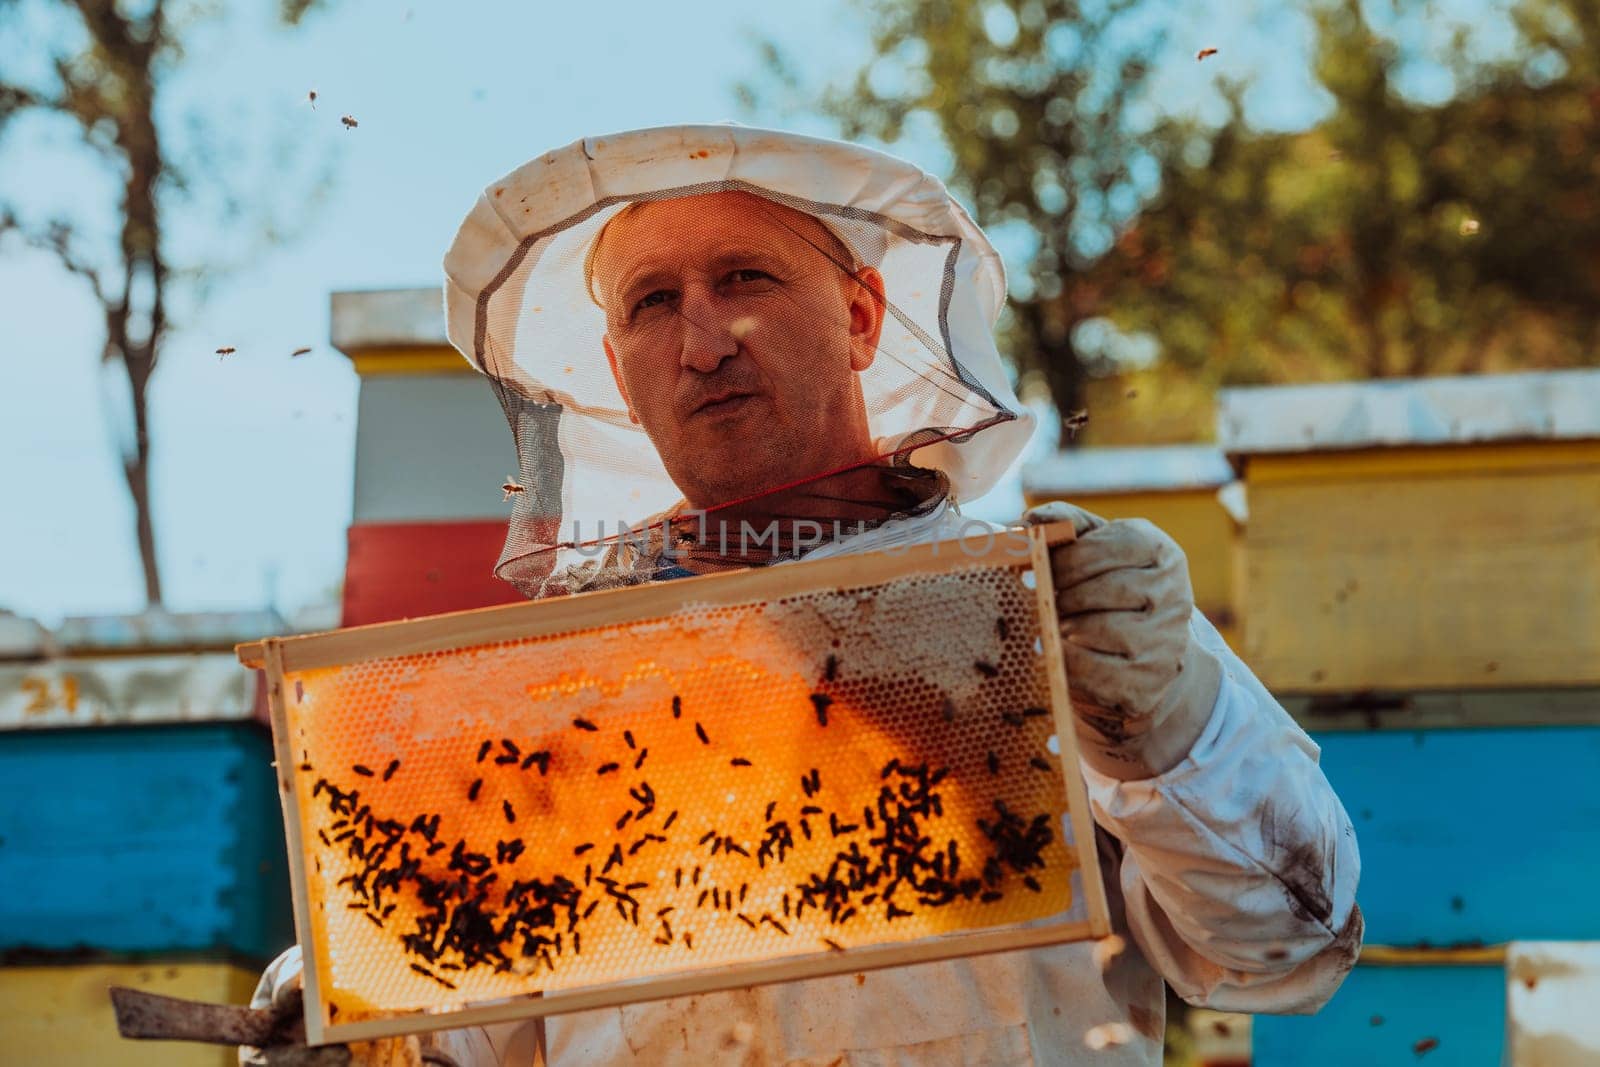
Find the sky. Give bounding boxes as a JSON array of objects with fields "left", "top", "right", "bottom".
[{"left": 0, "top": 0, "right": 1502, "bottom": 626}]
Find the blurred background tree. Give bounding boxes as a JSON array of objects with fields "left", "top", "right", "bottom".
[
  {"left": 0, "top": 0, "right": 332, "bottom": 605},
  {"left": 772, "top": 0, "right": 1600, "bottom": 444},
  {"left": 804, "top": 0, "right": 1169, "bottom": 438},
  {"left": 1090, "top": 0, "right": 1600, "bottom": 398}
]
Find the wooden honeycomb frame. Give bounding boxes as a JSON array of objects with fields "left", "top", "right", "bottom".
[{"left": 238, "top": 523, "right": 1109, "bottom": 1045}]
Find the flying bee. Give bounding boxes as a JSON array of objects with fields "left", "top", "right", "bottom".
[
  {"left": 216, "top": 346, "right": 236, "bottom": 359},
  {"left": 341, "top": 114, "right": 359, "bottom": 130},
  {"left": 308, "top": 90, "right": 318, "bottom": 109},
  {"left": 1197, "top": 47, "right": 1218, "bottom": 61},
  {"left": 291, "top": 346, "right": 312, "bottom": 357},
  {"left": 501, "top": 476, "right": 526, "bottom": 502},
  {"left": 1063, "top": 408, "right": 1090, "bottom": 439}
]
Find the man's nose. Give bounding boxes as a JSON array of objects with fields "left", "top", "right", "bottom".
[{"left": 676, "top": 289, "right": 740, "bottom": 374}]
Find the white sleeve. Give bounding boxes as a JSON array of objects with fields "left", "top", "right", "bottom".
[{"left": 1082, "top": 612, "right": 1363, "bottom": 1014}]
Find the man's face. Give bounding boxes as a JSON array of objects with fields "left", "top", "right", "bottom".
[{"left": 590, "top": 191, "right": 885, "bottom": 509}]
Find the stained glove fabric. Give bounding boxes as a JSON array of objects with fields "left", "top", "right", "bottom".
[
  {"left": 1023, "top": 500, "right": 1223, "bottom": 781},
  {"left": 239, "top": 945, "right": 495, "bottom": 1066}
]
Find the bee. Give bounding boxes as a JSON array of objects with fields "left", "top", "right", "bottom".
[
  {"left": 215, "top": 346, "right": 236, "bottom": 359},
  {"left": 291, "top": 346, "right": 312, "bottom": 357},
  {"left": 502, "top": 476, "right": 526, "bottom": 502},
  {"left": 1196, "top": 47, "right": 1218, "bottom": 61},
  {"left": 1063, "top": 409, "right": 1090, "bottom": 438},
  {"left": 1459, "top": 218, "right": 1480, "bottom": 236},
  {"left": 340, "top": 114, "right": 359, "bottom": 130}
]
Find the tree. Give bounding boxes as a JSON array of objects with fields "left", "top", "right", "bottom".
[
  {"left": 0, "top": 0, "right": 329, "bottom": 606},
  {"left": 1085, "top": 0, "right": 1600, "bottom": 392},
  {"left": 803, "top": 0, "right": 1171, "bottom": 433}
]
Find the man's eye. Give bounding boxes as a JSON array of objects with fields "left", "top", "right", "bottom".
[
  {"left": 726, "top": 269, "right": 774, "bottom": 284},
  {"left": 635, "top": 290, "right": 674, "bottom": 312}
]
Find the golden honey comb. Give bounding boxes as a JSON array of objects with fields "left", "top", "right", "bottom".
[{"left": 274, "top": 554, "right": 1093, "bottom": 1030}]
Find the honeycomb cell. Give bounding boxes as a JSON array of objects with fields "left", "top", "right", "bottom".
[{"left": 283, "top": 560, "right": 1082, "bottom": 1023}]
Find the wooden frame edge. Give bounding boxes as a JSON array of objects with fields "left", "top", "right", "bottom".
[
  {"left": 319, "top": 917, "right": 1101, "bottom": 1044},
  {"left": 1027, "top": 527, "right": 1113, "bottom": 939},
  {"left": 263, "top": 640, "right": 331, "bottom": 1046},
  {"left": 260, "top": 520, "right": 1103, "bottom": 1044},
  {"left": 237, "top": 527, "right": 1041, "bottom": 674}
]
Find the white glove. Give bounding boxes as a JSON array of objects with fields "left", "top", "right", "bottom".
[
  {"left": 1024, "top": 501, "right": 1223, "bottom": 780},
  {"left": 239, "top": 946, "right": 486, "bottom": 1066}
]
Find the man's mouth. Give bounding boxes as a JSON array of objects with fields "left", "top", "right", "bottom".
[{"left": 692, "top": 392, "right": 756, "bottom": 417}]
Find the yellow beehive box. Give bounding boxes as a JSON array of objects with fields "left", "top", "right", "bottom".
[
  {"left": 1022, "top": 445, "right": 1241, "bottom": 648},
  {"left": 0, "top": 961, "right": 258, "bottom": 1067},
  {"left": 1219, "top": 369, "right": 1600, "bottom": 694}
]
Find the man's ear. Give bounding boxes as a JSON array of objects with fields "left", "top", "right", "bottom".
[
  {"left": 847, "top": 266, "right": 886, "bottom": 373},
  {"left": 604, "top": 336, "right": 641, "bottom": 424}
]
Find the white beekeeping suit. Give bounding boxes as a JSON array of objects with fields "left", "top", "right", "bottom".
[{"left": 245, "top": 124, "right": 1360, "bottom": 1066}]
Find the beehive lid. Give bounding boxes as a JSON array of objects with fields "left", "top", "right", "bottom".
[
  {"left": 1022, "top": 445, "right": 1233, "bottom": 497},
  {"left": 330, "top": 288, "right": 447, "bottom": 352},
  {"left": 1218, "top": 368, "right": 1600, "bottom": 456},
  {"left": 53, "top": 609, "right": 287, "bottom": 656}
]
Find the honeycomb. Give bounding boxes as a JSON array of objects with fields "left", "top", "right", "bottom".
[{"left": 280, "top": 560, "right": 1082, "bottom": 1025}]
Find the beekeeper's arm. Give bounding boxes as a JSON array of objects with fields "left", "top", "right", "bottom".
[{"left": 1026, "top": 502, "right": 1363, "bottom": 1013}]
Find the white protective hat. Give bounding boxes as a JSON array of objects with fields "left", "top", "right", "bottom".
[{"left": 442, "top": 124, "right": 1034, "bottom": 594}]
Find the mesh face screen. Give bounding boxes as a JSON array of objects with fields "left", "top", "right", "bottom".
[
  {"left": 464, "top": 175, "right": 1029, "bottom": 596},
  {"left": 279, "top": 560, "right": 1084, "bottom": 1025}
]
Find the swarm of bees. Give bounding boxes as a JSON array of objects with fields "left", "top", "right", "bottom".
[{"left": 1197, "top": 47, "right": 1219, "bottom": 61}]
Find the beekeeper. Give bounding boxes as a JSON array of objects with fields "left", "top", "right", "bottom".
[{"left": 245, "top": 125, "right": 1360, "bottom": 1066}]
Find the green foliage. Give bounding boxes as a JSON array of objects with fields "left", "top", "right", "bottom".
[
  {"left": 1092, "top": 0, "right": 1600, "bottom": 386},
  {"left": 821, "top": 0, "right": 1169, "bottom": 429},
  {"left": 818, "top": 0, "right": 1600, "bottom": 433}
]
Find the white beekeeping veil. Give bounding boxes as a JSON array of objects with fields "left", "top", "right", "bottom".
[{"left": 443, "top": 124, "right": 1034, "bottom": 596}]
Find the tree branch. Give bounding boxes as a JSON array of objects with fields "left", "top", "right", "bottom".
[{"left": 0, "top": 211, "right": 109, "bottom": 304}]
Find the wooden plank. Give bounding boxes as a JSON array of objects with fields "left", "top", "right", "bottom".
[
  {"left": 0, "top": 724, "right": 292, "bottom": 958},
  {"left": 0, "top": 654, "right": 255, "bottom": 731},
  {"left": 1244, "top": 465, "right": 1600, "bottom": 693},
  {"left": 1252, "top": 963, "right": 1506, "bottom": 1065},
  {"left": 1313, "top": 726, "right": 1600, "bottom": 946},
  {"left": 1506, "top": 942, "right": 1600, "bottom": 1066},
  {"left": 262, "top": 641, "right": 329, "bottom": 1047},
  {"left": 1361, "top": 943, "right": 1507, "bottom": 967},
  {"left": 1284, "top": 687, "right": 1600, "bottom": 732},
  {"left": 239, "top": 528, "right": 1038, "bottom": 672},
  {"left": 0, "top": 961, "right": 257, "bottom": 1067},
  {"left": 1027, "top": 526, "right": 1112, "bottom": 938},
  {"left": 320, "top": 918, "right": 1101, "bottom": 1044},
  {"left": 342, "top": 520, "right": 527, "bottom": 627},
  {"left": 1243, "top": 439, "right": 1600, "bottom": 485},
  {"left": 1021, "top": 487, "right": 1241, "bottom": 647}
]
